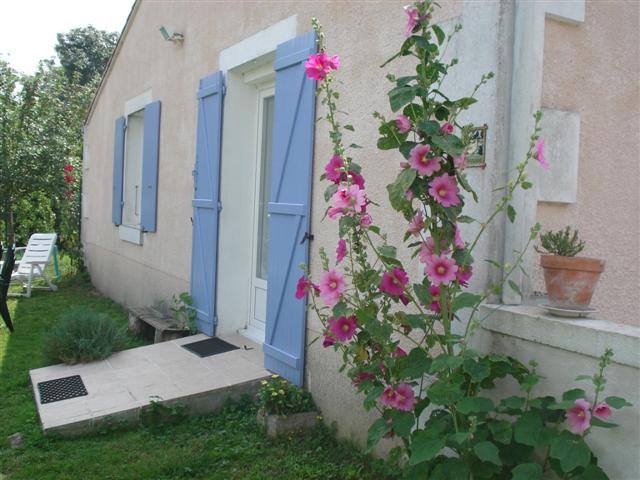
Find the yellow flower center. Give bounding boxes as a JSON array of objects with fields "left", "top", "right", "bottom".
[
  {"left": 330, "top": 281, "right": 337, "bottom": 289},
  {"left": 342, "top": 323, "right": 350, "bottom": 332},
  {"left": 438, "top": 188, "right": 447, "bottom": 197},
  {"left": 437, "top": 265, "right": 446, "bottom": 275}
]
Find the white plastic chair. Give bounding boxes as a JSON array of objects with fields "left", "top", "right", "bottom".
[{"left": 9, "top": 233, "right": 59, "bottom": 297}]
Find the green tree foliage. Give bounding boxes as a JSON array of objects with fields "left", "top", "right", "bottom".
[
  {"left": 0, "top": 26, "right": 118, "bottom": 265},
  {"left": 55, "top": 26, "right": 119, "bottom": 85}
]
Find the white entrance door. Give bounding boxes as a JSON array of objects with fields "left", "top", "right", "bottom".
[{"left": 245, "top": 86, "right": 275, "bottom": 344}]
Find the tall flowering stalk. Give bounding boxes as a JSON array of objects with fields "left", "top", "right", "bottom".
[{"left": 298, "top": 2, "right": 630, "bottom": 477}]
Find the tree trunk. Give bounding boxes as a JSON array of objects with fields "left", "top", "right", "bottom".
[{"left": 3, "top": 197, "right": 14, "bottom": 246}]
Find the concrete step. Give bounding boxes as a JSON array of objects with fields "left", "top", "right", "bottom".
[{"left": 29, "top": 334, "right": 269, "bottom": 436}]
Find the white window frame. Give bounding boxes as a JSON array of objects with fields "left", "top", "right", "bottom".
[{"left": 118, "top": 90, "right": 152, "bottom": 245}]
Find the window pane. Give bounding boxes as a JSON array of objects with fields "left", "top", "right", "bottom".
[
  {"left": 256, "top": 95, "right": 274, "bottom": 280},
  {"left": 123, "top": 110, "right": 144, "bottom": 227}
]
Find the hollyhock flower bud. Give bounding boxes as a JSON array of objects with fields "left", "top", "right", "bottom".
[
  {"left": 594, "top": 402, "right": 612, "bottom": 420},
  {"left": 396, "top": 114, "right": 411, "bottom": 134},
  {"left": 406, "top": 210, "right": 424, "bottom": 237},
  {"left": 336, "top": 239, "right": 347, "bottom": 264},
  {"left": 536, "top": 137, "right": 550, "bottom": 170},
  {"left": 322, "top": 332, "right": 336, "bottom": 348},
  {"left": 360, "top": 214, "right": 372, "bottom": 228},
  {"left": 440, "top": 122, "right": 454, "bottom": 134}
]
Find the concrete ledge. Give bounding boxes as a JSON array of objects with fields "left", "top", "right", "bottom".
[{"left": 479, "top": 305, "right": 640, "bottom": 368}]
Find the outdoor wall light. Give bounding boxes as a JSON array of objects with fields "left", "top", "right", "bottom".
[
  {"left": 467, "top": 124, "right": 488, "bottom": 168},
  {"left": 159, "top": 25, "right": 184, "bottom": 44}
]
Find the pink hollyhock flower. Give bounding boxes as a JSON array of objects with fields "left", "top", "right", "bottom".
[
  {"left": 404, "top": 7, "right": 422, "bottom": 37},
  {"left": 425, "top": 253, "right": 459, "bottom": 285},
  {"left": 428, "top": 173, "right": 461, "bottom": 207},
  {"left": 360, "top": 214, "right": 372, "bottom": 228},
  {"left": 318, "top": 269, "right": 345, "bottom": 307},
  {"left": 566, "top": 398, "right": 592, "bottom": 434},
  {"left": 409, "top": 144, "right": 441, "bottom": 177},
  {"left": 536, "top": 137, "right": 549, "bottom": 170},
  {"left": 347, "top": 171, "right": 366, "bottom": 189},
  {"left": 456, "top": 264, "right": 473, "bottom": 286},
  {"left": 454, "top": 154, "right": 468, "bottom": 170},
  {"left": 336, "top": 239, "right": 347, "bottom": 264},
  {"left": 331, "top": 184, "right": 367, "bottom": 214},
  {"left": 420, "top": 237, "right": 450, "bottom": 262},
  {"left": 380, "top": 386, "right": 397, "bottom": 408},
  {"left": 454, "top": 226, "right": 465, "bottom": 249},
  {"left": 440, "top": 122, "right": 454, "bottom": 134},
  {"left": 594, "top": 402, "right": 612, "bottom": 420},
  {"left": 63, "top": 164, "right": 74, "bottom": 172},
  {"left": 379, "top": 267, "right": 409, "bottom": 297},
  {"left": 399, "top": 294, "right": 410, "bottom": 306},
  {"left": 396, "top": 115, "right": 412, "bottom": 134},
  {"left": 429, "top": 284, "right": 441, "bottom": 312},
  {"left": 304, "top": 53, "right": 339, "bottom": 81},
  {"left": 393, "top": 382, "right": 417, "bottom": 411},
  {"left": 322, "top": 332, "right": 336, "bottom": 348},
  {"left": 393, "top": 346, "right": 407, "bottom": 357},
  {"left": 406, "top": 210, "right": 424, "bottom": 237},
  {"left": 325, "top": 155, "right": 344, "bottom": 183},
  {"left": 295, "top": 275, "right": 312, "bottom": 299},
  {"left": 330, "top": 315, "right": 357, "bottom": 342},
  {"left": 327, "top": 206, "right": 343, "bottom": 220}
]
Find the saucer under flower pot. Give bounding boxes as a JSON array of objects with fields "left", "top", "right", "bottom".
[{"left": 540, "top": 255, "right": 605, "bottom": 309}]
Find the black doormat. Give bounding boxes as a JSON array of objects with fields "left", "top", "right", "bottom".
[
  {"left": 181, "top": 337, "right": 240, "bottom": 358},
  {"left": 37, "top": 375, "right": 88, "bottom": 404}
]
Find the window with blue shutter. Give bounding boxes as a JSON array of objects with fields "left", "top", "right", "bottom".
[
  {"left": 111, "top": 100, "right": 161, "bottom": 235},
  {"left": 263, "top": 32, "right": 317, "bottom": 386}
]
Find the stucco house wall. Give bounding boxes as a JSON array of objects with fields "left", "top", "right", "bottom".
[
  {"left": 82, "top": 0, "right": 639, "bottom": 457},
  {"left": 535, "top": 0, "right": 640, "bottom": 325}
]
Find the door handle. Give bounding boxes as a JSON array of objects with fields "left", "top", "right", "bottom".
[{"left": 300, "top": 232, "right": 314, "bottom": 244}]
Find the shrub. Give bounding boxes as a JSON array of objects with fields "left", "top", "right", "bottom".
[
  {"left": 257, "top": 375, "right": 316, "bottom": 416},
  {"left": 45, "top": 307, "right": 127, "bottom": 364},
  {"left": 537, "top": 226, "right": 586, "bottom": 257}
]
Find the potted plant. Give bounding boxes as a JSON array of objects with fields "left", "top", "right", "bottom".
[
  {"left": 537, "top": 227, "right": 605, "bottom": 311},
  {"left": 256, "top": 375, "right": 318, "bottom": 437}
]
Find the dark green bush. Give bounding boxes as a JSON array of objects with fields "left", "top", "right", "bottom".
[
  {"left": 256, "top": 375, "right": 316, "bottom": 415},
  {"left": 45, "top": 307, "right": 127, "bottom": 364}
]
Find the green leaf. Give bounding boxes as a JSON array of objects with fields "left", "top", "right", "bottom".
[
  {"left": 396, "top": 75, "right": 417, "bottom": 87},
  {"left": 349, "top": 143, "right": 363, "bottom": 149},
  {"left": 413, "top": 283, "right": 432, "bottom": 306},
  {"left": 514, "top": 411, "right": 545, "bottom": 447},
  {"left": 507, "top": 204, "right": 516, "bottom": 223},
  {"left": 401, "top": 348, "right": 432, "bottom": 379},
  {"left": 416, "top": 119, "right": 441, "bottom": 136},
  {"left": 363, "top": 385, "right": 385, "bottom": 411},
  {"left": 498, "top": 396, "right": 526, "bottom": 413},
  {"left": 387, "top": 168, "right": 416, "bottom": 211},
  {"left": 427, "top": 379, "right": 463, "bottom": 405},
  {"left": 366, "top": 417, "right": 390, "bottom": 452},
  {"left": 451, "top": 292, "right": 482, "bottom": 312},
  {"left": 389, "top": 85, "right": 417, "bottom": 112},
  {"left": 575, "top": 374, "right": 592, "bottom": 381},
  {"left": 430, "top": 133, "right": 464, "bottom": 157},
  {"left": 463, "top": 358, "right": 491, "bottom": 383},
  {"left": 574, "top": 464, "right": 609, "bottom": 480},
  {"left": 489, "top": 420, "right": 512, "bottom": 444},
  {"left": 605, "top": 396, "right": 632, "bottom": 409},
  {"left": 511, "top": 463, "right": 543, "bottom": 480},
  {"left": 521, "top": 181, "right": 533, "bottom": 190},
  {"left": 409, "top": 430, "right": 445, "bottom": 465},
  {"left": 456, "top": 396, "right": 494, "bottom": 415},
  {"left": 379, "top": 245, "right": 397, "bottom": 258},
  {"left": 432, "top": 25, "right": 446, "bottom": 45},
  {"left": 324, "top": 183, "right": 338, "bottom": 202},
  {"left": 562, "top": 388, "right": 586, "bottom": 401},
  {"left": 389, "top": 410, "right": 415, "bottom": 437},
  {"left": 457, "top": 215, "right": 476, "bottom": 224},
  {"left": 430, "top": 354, "right": 464, "bottom": 373},
  {"left": 590, "top": 417, "right": 618, "bottom": 429},
  {"left": 508, "top": 280, "right": 522, "bottom": 296},
  {"left": 343, "top": 124, "right": 354, "bottom": 131},
  {"left": 473, "top": 441, "right": 502, "bottom": 466},
  {"left": 549, "top": 431, "right": 591, "bottom": 473},
  {"left": 448, "top": 431, "right": 470, "bottom": 446}
]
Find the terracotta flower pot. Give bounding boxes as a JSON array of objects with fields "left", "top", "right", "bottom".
[{"left": 540, "top": 255, "right": 605, "bottom": 309}]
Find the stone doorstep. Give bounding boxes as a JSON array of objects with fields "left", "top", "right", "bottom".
[{"left": 30, "top": 335, "right": 270, "bottom": 436}]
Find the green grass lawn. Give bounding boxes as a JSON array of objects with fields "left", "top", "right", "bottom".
[{"left": 0, "top": 261, "right": 391, "bottom": 479}]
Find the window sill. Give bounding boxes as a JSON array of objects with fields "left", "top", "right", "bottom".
[
  {"left": 118, "top": 225, "right": 143, "bottom": 245},
  {"left": 479, "top": 304, "right": 640, "bottom": 369}
]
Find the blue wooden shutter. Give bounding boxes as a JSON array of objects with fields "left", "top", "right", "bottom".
[
  {"left": 264, "top": 32, "right": 317, "bottom": 386},
  {"left": 141, "top": 100, "right": 161, "bottom": 232},
  {"left": 112, "top": 116, "right": 126, "bottom": 225},
  {"left": 190, "top": 71, "right": 224, "bottom": 336}
]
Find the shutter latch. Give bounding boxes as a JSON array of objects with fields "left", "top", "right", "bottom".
[{"left": 300, "top": 232, "right": 314, "bottom": 244}]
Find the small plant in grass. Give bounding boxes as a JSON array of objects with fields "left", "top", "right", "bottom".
[
  {"left": 257, "top": 375, "right": 316, "bottom": 416},
  {"left": 170, "top": 292, "right": 197, "bottom": 334},
  {"left": 536, "top": 226, "right": 586, "bottom": 257},
  {"left": 45, "top": 307, "right": 126, "bottom": 364}
]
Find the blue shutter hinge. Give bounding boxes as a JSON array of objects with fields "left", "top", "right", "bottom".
[
  {"left": 217, "top": 202, "right": 223, "bottom": 212},
  {"left": 222, "top": 84, "right": 227, "bottom": 95},
  {"left": 213, "top": 314, "right": 219, "bottom": 326}
]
